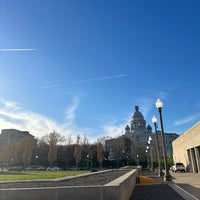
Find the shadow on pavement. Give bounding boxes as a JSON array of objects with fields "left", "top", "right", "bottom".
[
  {"left": 129, "top": 170, "right": 185, "bottom": 200},
  {"left": 176, "top": 183, "right": 200, "bottom": 200},
  {"left": 130, "top": 184, "right": 185, "bottom": 200}
]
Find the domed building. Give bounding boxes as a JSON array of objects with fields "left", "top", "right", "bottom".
[
  {"left": 105, "top": 105, "right": 179, "bottom": 165},
  {"left": 125, "top": 106, "right": 152, "bottom": 162},
  {"left": 129, "top": 106, "right": 147, "bottom": 135}
]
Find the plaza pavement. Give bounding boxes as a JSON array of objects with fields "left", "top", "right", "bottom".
[
  {"left": 171, "top": 171, "right": 200, "bottom": 200},
  {"left": 130, "top": 170, "right": 200, "bottom": 200}
]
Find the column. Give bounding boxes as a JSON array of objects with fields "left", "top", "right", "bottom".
[
  {"left": 194, "top": 147, "right": 200, "bottom": 173},
  {"left": 190, "top": 148, "right": 198, "bottom": 173}
]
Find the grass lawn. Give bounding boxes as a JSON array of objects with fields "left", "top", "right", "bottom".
[{"left": 0, "top": 170, "right": 90, "bottom": 181}]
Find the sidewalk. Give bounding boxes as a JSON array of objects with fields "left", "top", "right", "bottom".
[
  {"left": 171, "top": 172, "right": 200, "bottom": 200},
  {"left": 130, "top": 170, "right": 200, "bottom": 200}
]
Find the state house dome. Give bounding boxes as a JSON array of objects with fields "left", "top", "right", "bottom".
[
  {"left": 131, "top": 106, "right": 145, "bottom": 122},
  {"left": 130, "top": 106, "right": 146, "bottom": 135}
]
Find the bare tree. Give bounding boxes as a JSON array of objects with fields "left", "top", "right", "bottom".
[
  {"left": 0, "top": 144, "right": 15, "bottom": 169},
  {"left": 112, "top": 136, "right": 126, "bottom": 167},
  {"left": 96, "top": 137, "right": 108, "bottom": 169},
  {"left": 23, "top": 136, "right": 36, "bottom": 165},
  {"left": 43, "top": 130, "right": 65, "bottom": 166},
  {"left": 97, "top": 142, "right": 104, "bottom": 169},
  {"left": 73, "top": 134, "right": 82, "bottom": 168}
]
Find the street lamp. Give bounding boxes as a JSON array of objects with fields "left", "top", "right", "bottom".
[
  {"left": 146, "top": 146, "right": 150, "bottom": 169},
  {"left": 152, "top": 116, "right": 164, "bottom": 176},
  {"left": 122, "top": 150, "right": 125, "bottom": 166},
  {"left": 136, "top": 154, "right": 139, "bottom": 165},
  {"left": 148, "top": 136, "right": 153, "bottom": 171},
  {"left": 87, "top": 155, "right": 89, "bottom": 169},
  {"left": 155, "top": 99, "right": 172, "bottom": 181},
  {"left": 36, "top": 155, "right": 39, "bottom": 166}
]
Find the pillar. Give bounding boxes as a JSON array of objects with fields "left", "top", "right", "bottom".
[{"left": 194, "top": 147, "right": 200, "bottom": 173}]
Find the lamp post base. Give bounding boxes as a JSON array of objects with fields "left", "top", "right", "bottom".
[
  {"left": 158, "top": 170, "right": 164, "bottom": 177},
  {"left": 164, "top": 174, "right": 172, "bottom": 181}
]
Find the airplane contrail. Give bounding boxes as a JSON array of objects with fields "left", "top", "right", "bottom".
[
  {"left": 70, "top": 74, "right": 127, "bottom": 85},
  {"left": 0, "top": 48, "right": 36, "bottom": 51},
  {"left": 41, "top": 74, "right": 128, "bottom": 89}
]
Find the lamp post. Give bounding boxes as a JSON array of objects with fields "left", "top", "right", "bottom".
[
  {"left": 152, "top": 116, "right": 164, "bottom": 176},
  {"left": 136, "top": 154, "right": 139, "bottom": 166},
  {"left": 91, "top": 156, "right": 93, "bottom": 169},
  {"left": 36, "top": 155, "right": 38, "bottom": 166},
  {"left": 148, "top": 136, "right": 153, "bottom": 171},
  {"left": 122, "top": 150, "right": 125, "bottom": 166},
  {"left": 155, "top": 99, "right": 172, "bottom": 181},
  {"left": 87, "top": 155, "right": 89, "bottom": 169},
  {"left": 146, "top": 146, "right": 150, "bottom": 169},
  {"left": 145, "top": 149, "right": 148, "bottom": 168}
]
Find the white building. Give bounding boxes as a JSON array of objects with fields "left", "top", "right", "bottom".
[{"left": 105, "top": 106, "right": 179, "bottom": 162}]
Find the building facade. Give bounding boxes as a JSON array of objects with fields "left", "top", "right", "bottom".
[
  {"left": 105, "top": 106, "right": 179, "bottom": 163},
  {"left": 0, "top": 129, "right": 34, "bottom": 148},
  {"left": 173, "top": 121, "right": 200, "bottom": 173}
]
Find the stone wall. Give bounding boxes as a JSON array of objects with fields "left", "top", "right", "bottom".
[{"left": 0, "top": 169, "right": 138, "bottom": 200}]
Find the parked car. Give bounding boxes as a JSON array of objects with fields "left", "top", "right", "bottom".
[
  {"left": 46, "top": 166, "right": 60, "bottom": 171},
  {"left": 24, "top": 166, "right": 35, "bottom": 171},
  {"left": 8, "top": 166, "right": 24, "bottom": 171},
  {"left": 35, "top": 166, "right": 46, "bottom": 171},
  {"left": 170, "top": 162, "right": 186, "bottom": 172}
]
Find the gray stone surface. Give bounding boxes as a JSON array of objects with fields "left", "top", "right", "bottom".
[
  {"left": 0, "top": 168, "right": 138, "bottom": 200},
  {"left": 0, "top": 169, "right": 128, "bottom": 189},
  {"left": 130, "top": 184, "right": 185, "bottom": 200}
]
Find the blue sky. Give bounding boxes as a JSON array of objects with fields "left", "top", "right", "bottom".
[{"left": 0, "top": 0, "right": 200, "bottom": 142}]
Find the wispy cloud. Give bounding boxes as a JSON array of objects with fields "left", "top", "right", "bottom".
[
  {"left": 174, "top": 113, "right": 200, "bottom": 125},
  {"left": 0, "top": 98, "right": 89, "bottom": 142},
  {"left": 157, "top": 91, "right": 168, "bottom": 100},
  {"left": 65, "top": 94, "right": 82, "bottom": 126},
  {"left": 0, "top": 100, "right": 60, "bottom": 138},
  {"left": 102, "top": 124, "right": 125, "bottom": 138},
  {"left": 40, "top": 74, "right": 128, "bottom": 89},
  {"left": 136, "top": 97, "right": 154, "bottom": 118},
  {"left": 40, "top": 84, "right": 61, "bottom": 89},
  {"left": 70, "top": 74, "right": 127, "bottom": 85},
  {"left": 0, "top": 48, "right": 36, "bottom": 51}
]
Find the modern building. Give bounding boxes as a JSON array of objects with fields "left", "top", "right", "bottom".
[
  {"left": 105, "top": 106, "right": 179, "bottom": 162},
  {"left": 172, "top": 121, "right": 200, "bottom": 173},
  {"left": 0, "top": 129, "right": 34, "bottom": 148}
]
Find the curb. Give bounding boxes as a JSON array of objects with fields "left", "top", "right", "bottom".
[{"left": 169, "top": 183, "right": 199, "bottom": 200}]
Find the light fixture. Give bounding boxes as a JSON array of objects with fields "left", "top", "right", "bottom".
[
  {"left": 152, "top": 115, "right": 157, "bottom": 123},
  {"left": 155, "top": 99, "right": 172, "bottom": 181},
  {"left": 156, "top": 98, "right": 163, "bottom": 109}
]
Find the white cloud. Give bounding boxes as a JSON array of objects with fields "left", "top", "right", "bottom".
[
  {"left": 136, "top": 97, "right": 154, "bottom": 118},
  {"left": 0, "top": 100, "right": 60, "bottom": 138},
  {"left": 174, "top": 113, "right": 200, "bottom": 125},
  {"left": 102, "top": 124, "right": 125, "bottom": 138},
  {"left": 0, "top": 98, "right": 87, "bottom": 142},
  {"left": 65, "top": 94, "right": 82, "bottom": 125},
  {"left": 157, "top": 91, "right": 168, "bottom": 100}
]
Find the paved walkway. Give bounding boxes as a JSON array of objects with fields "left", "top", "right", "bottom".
[
  {"left": 171, "top": 171, "right": 200, "bottom": 200},
  {"left": 130, "top": 170, "right": 200, "bottom": 200}
]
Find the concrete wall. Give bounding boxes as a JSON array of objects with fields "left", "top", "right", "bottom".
[
  {"left": 0, "top": 169, "right": 138, "bottom": 200},
  {"left": 173, "top": 121, "right": 200, "bottom": 172}
]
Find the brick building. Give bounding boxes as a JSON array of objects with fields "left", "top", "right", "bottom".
[{"left": 0, "top": 129, "right": 34, "bottom": 148}]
